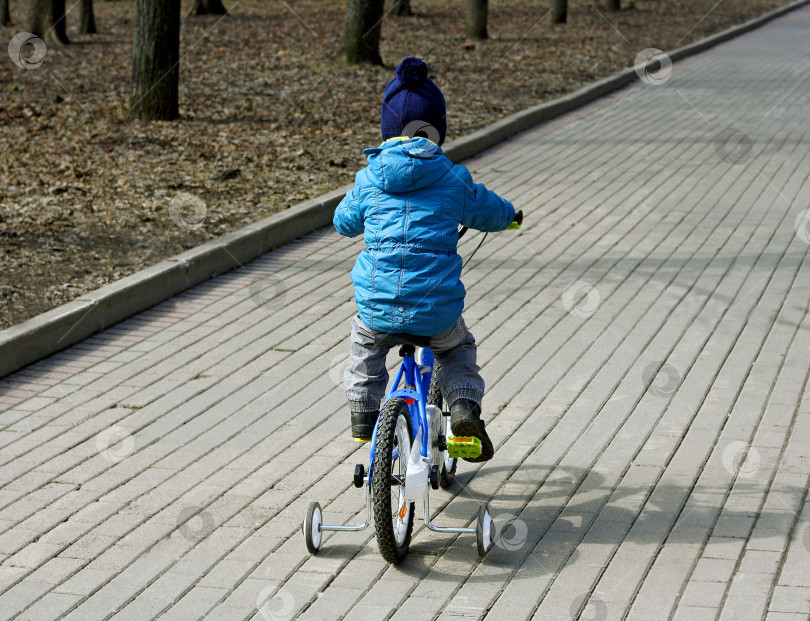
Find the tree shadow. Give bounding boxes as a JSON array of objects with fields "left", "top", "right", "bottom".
[{"left": 382, "top": 463, "right": 807, "bottom": 581}]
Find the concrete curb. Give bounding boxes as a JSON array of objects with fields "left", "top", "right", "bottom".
[{"left": 2, "top": 0, "right": 808, "bottom": 379}]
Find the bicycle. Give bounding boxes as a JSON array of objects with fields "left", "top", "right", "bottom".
[{"left": 303, "top": 210, "right": 523, "bottom": 563}]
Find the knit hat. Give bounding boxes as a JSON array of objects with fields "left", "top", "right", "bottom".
[{"left": 380, "top": 57, "right": 447, "bottom": 146}]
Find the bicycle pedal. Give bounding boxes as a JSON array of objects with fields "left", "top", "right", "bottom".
[{"left": 446, "top": 436, "right": 482, "bottom": 459}]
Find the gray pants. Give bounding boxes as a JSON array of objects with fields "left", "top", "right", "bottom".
[{"left": 344, "top": 314, "right": 485, "bottom": 413}]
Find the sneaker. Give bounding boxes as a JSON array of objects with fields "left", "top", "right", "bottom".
[
  {"left": 449, "top": 399, "right": 494, "bottom": 462},
  {"left": 351, "top": 411, "right": 379, "bottom": 441}
]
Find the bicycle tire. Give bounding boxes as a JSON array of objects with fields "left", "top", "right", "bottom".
[
  {"left": 303, "top": 502, "right": 322, "bottom": 554},
  {"left": 372, "top": 398, "right": 415, "bottom": 564},
  {"left": 428, "top": 362, "right": 443, "bottom": 409},
  {"left": 477, "top": 504, "right": 493, "bottom": 557},
  {"left": 429, "top": 364, "right": 457, "bottom": 488}
]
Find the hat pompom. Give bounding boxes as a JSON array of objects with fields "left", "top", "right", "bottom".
[{"left": 395, "top": 57, "right": 428, "bottom": 87}]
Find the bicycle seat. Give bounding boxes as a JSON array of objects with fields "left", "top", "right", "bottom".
[{"left": 373, "top": 332, "right": 431, "bottom": 348}]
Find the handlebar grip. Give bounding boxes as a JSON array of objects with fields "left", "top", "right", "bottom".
[{"left": 505, "top": 209, "right": 523, "bottom": 230}]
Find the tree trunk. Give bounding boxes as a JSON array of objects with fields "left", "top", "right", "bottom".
[
  {"left": 28, "top": 0, "right": 70, "bottom": 46},
  {"left": 600, "top": 0, "right": 620, "bottom": 10},
  {"left": 79, "top": 0, "right": 97, "bottom": 33},
  {"left": 1, "top": 0, "right": 10, "bottom": 26},
  {"left": 342, "top": 0, "right": 384, "bottom": 65},
  {"left": 549, "top": 0, "right": 566, "bottom": 24},
  {"left": 465, "top": 0, "right": 487, "bottom": 39},
  {"left": 190, "top": 0, "right": 227, "bottom": 16},
  {"left": 128, "top": 0, "right": 181, "bottom": 121},
  {"left": 392, "top": 0, "right": 412, "bottom": 17}
]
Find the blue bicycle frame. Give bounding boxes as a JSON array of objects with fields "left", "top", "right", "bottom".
[{"left": 366, "top": 347, "right": 435, "bottom": 482}]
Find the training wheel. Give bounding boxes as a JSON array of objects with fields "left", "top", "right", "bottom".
[
  {"left": 477, "top": 505, "right": 493, "bottom": 557},
  {"left": 303, "top": 502, "right": 323, "bottom": 554}
]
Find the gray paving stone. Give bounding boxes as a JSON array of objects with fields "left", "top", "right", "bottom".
[
  {"left": 672, "top": 606, "right": 719, "bottom": 621},
  {"left": 765, "top": 613, "right": 810, "bottom": 621},
  {"left": 736, "top": 549, "right": 783, "bottom": 576},
  {"left": 298, "top": 586, "right": 366, "bottom": 619},
  {"left": 342, "top": 603, "right": 396, "bottom": 621},
  {"left": 768, "top": 585, "right": 810, "bottom": 614},
  {"left": 719, "top": 571, "right": 775, "bottom": 621},
  {"left": 0, "top": 580, "right": 52, "bottom": 621},
  {"left": 691, "top": 557, "right": 737, "bottom": 583},
  {"left": 51, "top": 566, "right": 117, "bottom": 596},
  {"left": 13, "top": 591, "right": 82, "bottom": 621},
  {"left": 4, "top": 542, "right": 63, "bottom": 570},
  {"left": 111, "top": 570, "right": 200, "bottom": 621},
  {"left": 155, "top": 585, "right": 228, "bottom": 621},
  {"left": 679, "top": 580, "right": 728, "bottom": 608}
]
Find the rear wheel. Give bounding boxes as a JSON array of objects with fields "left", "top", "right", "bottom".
[
  {"left": 439, "top": 415, "right": 457, "bottom": 488},
  {"left": 372, "top": 398, "right": 415, "bottom": 564},
  {"left": 429, "top": 364, "right": 457, "bottom": 488}
]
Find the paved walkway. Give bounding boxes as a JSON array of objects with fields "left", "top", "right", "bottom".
[{"left": 3, "top": 7, "right": 810, "bottom": 621}]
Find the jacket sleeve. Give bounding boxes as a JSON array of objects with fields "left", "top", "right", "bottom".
[
  {"left": 458, "top": 166, "right": 516, "bottom": 232},
  {"left": 333, "top": 185, "right": 365, "bottom": 238}
]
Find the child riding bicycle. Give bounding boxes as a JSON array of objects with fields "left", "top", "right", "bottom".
[{"left": 333, "top": 57, "right": 516, "bottom": 462}]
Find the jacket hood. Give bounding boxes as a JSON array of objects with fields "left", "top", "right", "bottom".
[{"left": 361, "top": 137, "right": 452, "bottom": 193}]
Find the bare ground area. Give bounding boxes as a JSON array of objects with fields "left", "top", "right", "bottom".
[{"left": 0, "top": 0, "right": 791, "bottom": 329}]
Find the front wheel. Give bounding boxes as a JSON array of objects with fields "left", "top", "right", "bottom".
[
  {"left": 372, "top": 398, "right": 415, "bottom": 564},
  {"left": 429, "top": 364, "right": 457, "bottom": 488}
]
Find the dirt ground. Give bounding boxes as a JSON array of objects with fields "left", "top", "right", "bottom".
[{"left": 0, "top": 0, "right": 791, "bottom": 329}]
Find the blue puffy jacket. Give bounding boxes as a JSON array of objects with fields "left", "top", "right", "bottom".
[{"left": 334, "top": 137, "right": 515, "bottom": 336}]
